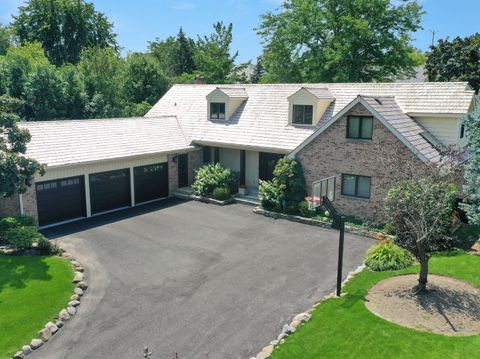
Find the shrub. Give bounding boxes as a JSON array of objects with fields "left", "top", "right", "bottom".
[
  {"left": 212, "top": 187, "right": 231, "bottom": 201},
  {"left": 0, "top": 216, "right": 37, "bottom": 244},
  {"left": 192, "top": 163, "right": 236, "bottom": 197},
  {"left": 37, "top": 236, "right": 60, "bottom": 255},
  {"left": 259, "top": 180, "right": 282, "bottom": 211},
  {"left": 273, "top": 157, "right": 307, "bottom": 211},
  {"left": 5, "top": 226, "right": 41, "bottom": 249},
  {"left": 365, "top": 240, "right": 414, "bottom": 271},
  {"left": 298, "top": 200, "right": 314, "bottom": 218}
]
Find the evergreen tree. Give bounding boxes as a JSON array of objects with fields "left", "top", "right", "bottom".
[{"left": 172, "top": 28, "right": 196, "bottom": 76}]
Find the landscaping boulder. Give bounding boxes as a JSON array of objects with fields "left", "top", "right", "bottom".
[
  {"left": 67, "top": 306, "right": 76, "bottom": 316},
  {"left": 282, "top": 324, "right": 295, "bottom": 334},
  {"left": 74, "top": 287, "right": 84, "bottom": 296},
  {"left": 55, "top": 320, "right": 64, "bottom": 328},
  {"left": 68, "top": 300, "right": 81, "bottom": 307},
  {"left": 70, "top": 294, "right": 80, "bottom": 301},
  {"left": 293, "top": 312, "right": 311, "bottom": 323},
  {"left": 22, "top": 345, "right": 32, "bottom": 356},
  {"left": 290, "top": 319, "right": 301, "bottom": 329},
  {"left": 77, "top": 281, "right": 88, "bottom": 290},
  {"left": 30, "top": 339, "right": 43, "bottom": 350},
  {"left": 59, "top": 309, "right": 70, "bottom": 321},
  {"left": 73, "top": 272, "right": 84, "bottom": 283},
  {"left": 37, "top": 327, "right": 52, "bottom": 341},
  {"left": 14, "top": 351, "right": 24, "bottom": 359},
  {"left": 46, "top": 321, "right": 59, "bottom": 334},
  {"left": 75, "top": 266, "right": 85, "bottom": 272}
]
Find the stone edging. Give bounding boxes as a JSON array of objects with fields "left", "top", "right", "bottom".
[
  {"left": 11, "top": 252, "right": 88, "bottom": 359},
  {"left": 191, "top": 195, "right": 234, "bottom": 206},
  {"left": 251, "top": 264, "right": 366, "bottom": 359},
  {"left": 253, "top": 207, "right": 390, "bottom": 240}
]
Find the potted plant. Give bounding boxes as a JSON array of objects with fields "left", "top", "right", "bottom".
[{"left": 238, "top": 184, "right": 249, "bottom": 196}]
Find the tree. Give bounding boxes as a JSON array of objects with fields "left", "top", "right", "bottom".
[
  {"left": 59, "top": 65, "right": 87, "bottom": 119},
  {"left": 79, "top": 47, "right": 124, "bottom": 118},
  {"left": 0, "top": 97, "right": 43, "bottom": 197},
  {"left": 24, "top": 64, "right": 66, "bottom": 120},
  {"left": 123, "top": 53, "right": 169, "bottom": 105},
  {"left": 251, "top": 56, "right": 266, "bottom": 84},
  {"left": 0, "top": 24, "right": 12, "bottom": 56},
  {"left": 425, "top": 34, "right": 480, "bottom": 93},
  {"left": 172, "top": 28, "right": 196, "bottom": 76},
  {"left": 148, "top": 36, "right": 178, "bottom": 76},
  {"left": 460, "top": 96, "right": 480, "bottom": 224},
  {"left": 195, "top": 22, "right": 239, "bottom": 84},
  {"left": 385, "top": 177, "right": 457, "bottom": 293},
  {"left": 257, "top": 0, "right": 423, "bottom": 83},
  {"left": 12, "top": 0, "right": 118, "bottom": 66}
]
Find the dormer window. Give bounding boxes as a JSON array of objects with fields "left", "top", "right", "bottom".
[
  {"left": 292, "top": 105, "right": 313, "bottom": 125},
  {"left": 210, "top": 102, "right": 226, "bottom": 120}
]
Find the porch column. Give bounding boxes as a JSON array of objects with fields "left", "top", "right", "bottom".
[{"left": 240, "top": 150, "right": 246, "bottom": 186}]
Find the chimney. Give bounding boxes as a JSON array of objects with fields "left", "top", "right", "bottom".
[{"left": 194, "top": 75, "right": 206, "bottom": 84}]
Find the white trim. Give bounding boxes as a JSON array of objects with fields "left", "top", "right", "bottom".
[
  {"left": 289, "top": 96, "right": 430, "bottom": 163},
  {"left": 193, "top": 140, "right": 289, "bottom": 154},
  {"left": 408, "top": 112, "right": 467, "bottom": 118},
  {"left": 39, "top": 216, "right": 87, "bottom": 230},
  {"left": 91, "top": 206, "right": 131, "bottom": 218},
  {"left": 134, "top": 196, "right": 169, "bottom": 207},
  {"left": 19, "top": 193, "right": 24, "bottom": 215},
  {"left": 84, "top": 174, "right": 92, "bottom": 217},
  {"left": 129, "top": 167, "right": 135, "bottom": 207}
]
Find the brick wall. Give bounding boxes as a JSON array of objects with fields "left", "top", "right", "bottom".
[
  {"left": 296, "top": 103, "right": 425, "bottom": 221},
  {"left": 22, "top": 183, "right": 39, "bottom": 224},
  {"left": 168, "top": 154, "right": 179, "bottom": 194},
  {"left": 188, "top": 148, "right": 203, "bottom": 185},
  {"left": 0, "top": 195, "right": 21, "bottom": 218}
]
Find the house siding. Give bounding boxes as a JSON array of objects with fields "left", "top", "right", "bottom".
[{"left": 296, "top": 103, "right": 425, "bottom": 221}]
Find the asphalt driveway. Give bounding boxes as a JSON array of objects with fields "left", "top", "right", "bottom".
[{"left": 33, "top": 199, "right": 372, "bottom": 359}]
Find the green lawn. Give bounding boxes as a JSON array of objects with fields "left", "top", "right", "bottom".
[
  {"left": 271, "top": 251, "right": 480, "bottom": 359},
  {"left": 0, "top": 254, "right": 74, "bottom": 359}
]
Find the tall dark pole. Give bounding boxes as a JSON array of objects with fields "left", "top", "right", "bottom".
[{"left": 336, "top": 216, "right": 345, "bottom": 297}]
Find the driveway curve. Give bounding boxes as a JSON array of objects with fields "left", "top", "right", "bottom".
[{"left": 33, "top": 199, "right": 372, "bottom": 359}]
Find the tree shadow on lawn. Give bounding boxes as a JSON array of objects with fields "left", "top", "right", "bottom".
[{"left": 0, "top": 255, "right": 52, "bottom": 299}]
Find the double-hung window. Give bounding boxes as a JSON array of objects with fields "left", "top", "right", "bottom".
[
  {"left": 341, "top": 174, "right": 371, "bottom": 199},
  {"left": 292, "top": 105, "right": 313, "bottom": 125},
  {"left": 347, "top": 116, "right": 373, "bottom": 139},
  {"left": 210, "top": 102, "right": 226, "bottom": 120}
]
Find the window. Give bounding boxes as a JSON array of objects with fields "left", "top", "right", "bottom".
[
  {"left": 460, "top": 124, "right": 465, "bottom": 139},
  {"left": 292, "top": 105, "right": 313, "bottom": 125},
  {"left": 203, "top": 146, "right": 211, "bottom": 163},
  {"left": 210, "top": 102, "right": 225, "bottom": 120},
  {"left": 347, "top": 116, "right": 373, "bottom": 139},
  {"left": 341, "top": 174, "right": 371, "bottom": 199}
]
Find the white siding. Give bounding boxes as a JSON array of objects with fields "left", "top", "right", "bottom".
[
  {"left": 414, "top": 116, "right": 460, "bottom": 146},
  {"left": 35, "top": 154, "right": 168, "bottom": 182},
  {"left": 219, "top": 148, "right": 240, "bottom": 172}
]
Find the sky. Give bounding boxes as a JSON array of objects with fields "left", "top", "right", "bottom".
[{"left": 1, "top": 0, "right": 479, "bottom": 64}]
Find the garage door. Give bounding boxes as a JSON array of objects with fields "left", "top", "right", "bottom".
[
  {"left": 36, "top": 176, "right": 86, "bottom": 226},
  {"left": 89, "top": 169, "right": 131, "bottom": 215},
  {"left": 134, "top": 163, "right": 169, "bottom": 205}
]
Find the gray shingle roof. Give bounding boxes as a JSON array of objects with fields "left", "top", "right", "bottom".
[
  {"left": 214, "top": 87, "right": 248, "bottom": 98},
  {"left": 146, "top": 82, "right": 473, "bottom": 152},
  {"left": 303, "top": 87, "right": 334, "bottom": 99},
  {"left": 21, "top": 117, "right": 193, "bottom": 167}
]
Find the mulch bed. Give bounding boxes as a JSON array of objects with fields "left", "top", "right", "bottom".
[{"left": 365, "top": 274, "right": 480, "bottom": 336}]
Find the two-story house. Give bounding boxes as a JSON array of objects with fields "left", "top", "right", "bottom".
[{"left": 0, "top": 82, "right": 475, "bottom": 227}]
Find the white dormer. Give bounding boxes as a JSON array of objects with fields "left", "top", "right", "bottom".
[
  {"left": 206, "top": 87, "right": 248, "bottom": 121},
  {"left": 287, "top": 87, "right": 335, "bottom": 126}
]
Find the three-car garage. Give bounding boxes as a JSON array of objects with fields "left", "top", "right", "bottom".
[{"left": 35, "top": 161, "right": 170, "bottom": 227}]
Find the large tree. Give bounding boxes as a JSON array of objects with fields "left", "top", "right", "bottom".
[
  {"left": 195, "top": 22, "right": 239, "bottom": 84},
  {"left": 12, "top": 0, "right": 118, "bottom": 66},
  {"left": 460, "top": 96, "right": 480, "bottom": 224},
  {"left": 0, "top": 96, "right": 43, "bottom": 197},
  {"left": 123, "top": 53, "right": 169, "bottom": 105},
  {"left": 0, "top": 24, "right": 12, "bottom": 56},
  {"left": 257, "top": 0, "right": 423, "bottom": 83},
  {"left": 425, "top": 34, "right": 480, "bottom": 93}
]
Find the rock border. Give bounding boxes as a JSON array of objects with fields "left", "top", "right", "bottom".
[
  {"left": 253, "top": 206, "right": 391, "bottom": 240},
  {"left": 191, "top": 194, "right": 234, "bottom": 206},
  {"left": 251, "top": 264, "right": 366, "bottom": 359},
  {"left": 10, "top": 251, "right": 88, "bottom": 359}
]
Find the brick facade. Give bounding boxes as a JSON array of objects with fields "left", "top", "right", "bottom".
[
  {"left": 188, "top": 148, "right": 203, "bottom": 185},
  {"left": 22, "top": 183, "right": 39, "bottom": 224},
  {"left": 0, "top": 183, "right": 39, "bottom": 224},
  {"left": 0, "top": 194, "right": 21, "bottom": 218},
  {"left": 296, "top": 103, "right": 425, "bottom": 221},
  {"left": 168, "top": 154, "right": 179, "bottom": 194}
]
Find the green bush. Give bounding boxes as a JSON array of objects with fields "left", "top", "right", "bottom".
[
  {"left": 0, "top": 216, "right": 37, "bottom": 244},
  {"left": 192, "top": 163, "right": 236, "bottom": 197},
  {"left": 365, "top": 240, "right": 414, "bottom": 271},
  {"left": 37, "top": 236, "right": 60, "bottom": 255},
  {"left": 273, "top": 157, "right": 307, "bottom": 211},
  {"left": 212, "top": 187, "right": 231, "bottom": 201},
  {"left": 259, "top": 180, "right": 282, "bottom": 211},
  {"left": 298, "top": 200, "right": 314, "bottom": 217},
  {"left": 5, "top": 226, "right": 42, "bottom": 249}
]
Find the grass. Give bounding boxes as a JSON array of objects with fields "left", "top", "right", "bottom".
[
  {"left": 271, "top": 251, "right": 480, "bottom": 359},
  {"left": 0, "top": 254, "right": 74, "bottom": 359}
]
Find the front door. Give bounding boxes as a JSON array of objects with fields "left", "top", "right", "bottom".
[
  {"left": 178, "top": 154, "right": 189, "bottom": 188},
  {"left": 259, "top": 152, "right": 283, "bottom": 182}
]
